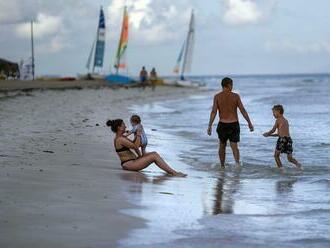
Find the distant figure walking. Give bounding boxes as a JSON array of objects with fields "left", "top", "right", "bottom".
[
  {"left": 139, "top": 66, "right": 148, "bottom": 90},
  {"left": 150, "top": 67, "right": 158, "bottom": 91},
  {"left": 107, "top": 119, "right": 186, "bottom": 177},
  {"left": 263, "top": 105, "right": 302, "bottom": 170},
  {"left": 207, "top": 77, "right": 254, "bottom": 168}
]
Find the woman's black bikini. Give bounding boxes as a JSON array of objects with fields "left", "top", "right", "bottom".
[{"left": 114, "top": 137, "right": 137, "bottom": 166}]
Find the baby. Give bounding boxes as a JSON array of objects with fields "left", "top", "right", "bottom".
[
  {"left": 263, "top": 105, "right": 302, "bottom": 170},
  {"left": 126, "top": 115, "right": 148, "bottom": 156}
]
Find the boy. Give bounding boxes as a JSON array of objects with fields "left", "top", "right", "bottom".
[{"left": 263, "top": 105, "right": 302, "bottom": 170}]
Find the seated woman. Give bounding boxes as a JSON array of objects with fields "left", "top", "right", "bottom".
[{"left": 107, "top": 119, "right": 186, "bottom": 177}]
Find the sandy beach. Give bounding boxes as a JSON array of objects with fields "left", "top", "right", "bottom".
[
  {"left": 0, "top": 82, "right": 203, "bottom": 248},
  {"left": 0, "top": 79, "right": 107, "bottom": 92}
]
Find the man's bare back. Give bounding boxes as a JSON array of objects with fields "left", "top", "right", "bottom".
[
  {"left": 214, "top": 91, "right": 241, "bottom": 123},
  {"left": 208, "top": 79, "right": 254, "bottom": 135}
]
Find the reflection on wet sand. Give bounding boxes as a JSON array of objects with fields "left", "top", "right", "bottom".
[
  {"left": 119, "top": 172, "right": 173, "bottom": 184},
  {"left": 276, "top": 178, "right": 297, "bottom": 194},
  {"left": 119, "top": 172, "right": 173, "bottom": 194},
  {"left": 213, "top": 169, "right": 241, "bottom": 215},
  {"left": 119, "top": 172, "right": 149, "bottom": 184}
]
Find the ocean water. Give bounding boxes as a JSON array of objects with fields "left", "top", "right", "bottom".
[{"left": 122, "top": 74, "right": 330, "bottom": 247}]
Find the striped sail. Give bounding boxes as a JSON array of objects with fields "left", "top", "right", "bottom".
[
  {"left": 115, "top": 6, "right": 129, "bottom": 72},
  {"left": 93, "top": 7, "right": 106, "bottom": 70}
]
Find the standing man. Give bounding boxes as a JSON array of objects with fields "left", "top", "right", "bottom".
[
  {"left": 150, "top": 67, "right": 158, "bottom": 91},
  {"left": 139, "top": 66, "right": 148, "bottom": 90},
  {"left": 207, "top": 77, "right": 254, "bottom": 168}
]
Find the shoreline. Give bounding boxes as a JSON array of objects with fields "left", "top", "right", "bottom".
[{"left": 0, "top": 79, "right": 107, "bottom": 92}]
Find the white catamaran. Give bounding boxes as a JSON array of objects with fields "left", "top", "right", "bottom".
[{"left": 168, "top": 10, "right": 204, "bottom": 87}]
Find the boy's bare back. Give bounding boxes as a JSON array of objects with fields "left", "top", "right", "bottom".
[{"left": 276, "top": 116, "right": 290, "bottom": 137}]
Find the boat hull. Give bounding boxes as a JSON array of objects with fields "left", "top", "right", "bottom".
[
  {"left": 164, "top": 79, "right": 205, "bottom": 88},
  {"left": 105, "top": 74, "right": 136, "bottom": 85}
]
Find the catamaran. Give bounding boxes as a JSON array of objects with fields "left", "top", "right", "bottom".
[
  {"left": 105, "top": 6, "right": 135, "bottom": 84},
  {"left": 85, "top": 6, "right": 106, "bottom": 79},
  {"left": 167, "top": 10, "right": 204, "bottom": 87}
]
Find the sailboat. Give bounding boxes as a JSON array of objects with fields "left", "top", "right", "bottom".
[
  {"left": 19, "top": 57, "right": 33, "bottom": 80},
  {"left": 85, "top": 6, "right": 106, "bottom": 79},
  {"left": 168, "top": 10, "right": 204, "bottom": 87},
  {"left": 105, "top": 6, "right": 135, "bottom": 84}
]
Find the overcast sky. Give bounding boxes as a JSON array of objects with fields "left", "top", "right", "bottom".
[{"left": 0, "top": 0, "right": 329, "bottom": 76}]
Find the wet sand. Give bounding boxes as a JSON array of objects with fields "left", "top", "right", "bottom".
[
  {"left": 0, "top": 79, "right": 107, "bottom": 92},
  {"left": 0, "top": 85, "right": 202, "bottom": 247}
]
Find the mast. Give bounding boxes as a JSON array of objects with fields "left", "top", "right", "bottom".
[
  {"left": 173, "top": 41, "right": 185, "bottom": 74},
  {"left": 181, "top": 10, "right": 195, "bottom": 79},
  {"left": 86, "top": 39, "right": 96, "bottom": 72},
  {"left": 31, "top": 21, "right": 35, "bottom": 80}
]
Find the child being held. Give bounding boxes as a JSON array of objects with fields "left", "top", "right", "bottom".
[
  {"left": 263, "top": 105, "right": 302, "bottom": 170},
  {"left": 125, "top": 115, "right": 148, "bottom": 156}
]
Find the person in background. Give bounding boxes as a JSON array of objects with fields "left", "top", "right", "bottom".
[
  {"left": 139, "top": 66, "right": 148, "bottom": 90},
  {"left": 150, "top": 67, "right": 158, "bottom": 91}
]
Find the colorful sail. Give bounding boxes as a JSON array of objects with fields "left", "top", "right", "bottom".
[
  {"left": 173, "top": 41, "right": 185, "bottom": 74},
  {"left": 93, "top": 7, "right": 106, "bottom": 71},
  {"left": 115, "top": 6, "right": 129, "bottom": 71},
  {"left": 181, "top": 10, "right": 195, "bottom": 76}
]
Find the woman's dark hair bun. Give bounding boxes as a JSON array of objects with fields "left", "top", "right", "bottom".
[
  {"left": 106, "top": 119, "right": 123, "bottom": 133},
  {"left": 106, "top": 119, "right": 113, "bottom": 127}
]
